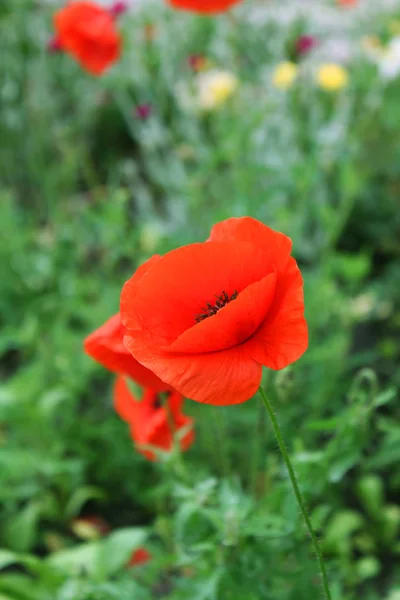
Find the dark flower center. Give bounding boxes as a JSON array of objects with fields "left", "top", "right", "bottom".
[
  {"left": 195, "top": 290, "right": 238, "bottom": 323},
  {"left": 153, "top": 395, "right": 162, "bottom": 409}
]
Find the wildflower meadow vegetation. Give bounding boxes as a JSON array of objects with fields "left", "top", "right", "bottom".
[{"left": 1, "top": 0, "right": 400, "bottom": 598}]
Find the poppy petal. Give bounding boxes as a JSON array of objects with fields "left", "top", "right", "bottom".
[
  {"left": 84, "top": 312, "right": 168, "bottom": 390},
  {"left": 121, "top": 242, "right": 270, "bottom": 343},
  {"left": 120, "top": 255, "right": 162, "bottom": 334},
  {"left": 168, "top": 0, "right": 241, "bottom": 13},
  {"left": 168, "top": 271, "right": 277, "bottom": 354},
  {"left": 114, "top": 376, "right": 138, "bottom": 423},
  {"left": 54, "top": 1, "right": 121, "bottom": 76},
  {"left": 246, "top": 258, "right": 308, "bottom": 369},
  {"left": 124, "top": 336, "right": 262, "bottom": 405},
  {"left": 208, "top": 217, "right": 292, "bottom": 273}
]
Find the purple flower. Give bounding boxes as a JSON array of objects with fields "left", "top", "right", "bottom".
[
  {"left": 109, "top": 1, "right": 129, "bottom": 17},
  {"left": 295, "top": 35, "right": 318, "bottom": 56},
  {"left": 135, "top": 104, "right": 152, "bottom": 120}
]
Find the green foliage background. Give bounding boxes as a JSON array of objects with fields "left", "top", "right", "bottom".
[{"left": 1, "top": 0, "right": 399, "bottom": 598}]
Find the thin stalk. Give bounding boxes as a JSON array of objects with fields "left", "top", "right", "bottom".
[{"left": 258, "top": 386, "right": 331, "bottom": 600}]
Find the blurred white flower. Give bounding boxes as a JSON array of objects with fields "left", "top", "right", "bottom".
[
  {"left": 321, "top": 37, "right": 353, "bottom": 64},
  {"left": 350, "top": 293, "right": 375, "bottom": 318},
  {"left": 378, "top": 37, "right": 400, "bottom": 79}
]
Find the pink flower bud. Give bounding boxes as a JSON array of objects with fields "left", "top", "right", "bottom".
[
  {"left": 295, "top": 35, "right": 318, "bottom": 56},
  {"left": 134, "top": 103, "right": 152, "bottom": 120},
  {"left": 110, "top": 1, "right": 129, "bottom": 17}
]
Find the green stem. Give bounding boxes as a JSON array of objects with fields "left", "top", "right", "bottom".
[{"left": 258, "top": 386, "right": 331, "bottom": 600}]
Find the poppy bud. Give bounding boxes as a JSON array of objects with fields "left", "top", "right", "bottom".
[
  {"left": 134, "top": 103, "right": 152, "bottom": 120},
  {"left": 110, "top": 1, "right": 129, "bottom": 17},
  {"left": 295, "top": 35, "right": 318, "bottom": 56}
]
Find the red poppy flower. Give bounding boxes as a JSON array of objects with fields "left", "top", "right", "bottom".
[
  {"left": 120, "top": 217, "right": 308, "bottom": 406},
  {"left": 114, "top": 377, "right": 194, "bottom": 460},
  {"left": 53, "top": 1, "right": 121, "bottom": 76},
  {"left": 128, "top": 547, "right": 151, "bottom": 567},
  {"left": 337, "top": 0, "right": 357, "bottom": 6},
  {"left": 167, "top": 0, "right": 241, "bottom": 14},
  {"left": 84, "top": 313, "right": 169, "bottom": 391}
]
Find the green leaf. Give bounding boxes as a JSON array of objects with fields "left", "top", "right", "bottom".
[
  {"left": 97, "top": 527, "right": 147, "bottom": 577},
  {"left": 356, "top": 556, "right": 381, "bottom": 581},
  {"left": 3, "top": 502, "right": 41, "bottom": 553},
  {"left": 47, "top": 542, "right": 100, "bottom": 576},
  {"left": 0, "top": 550, "right": 18, "bottom": 571},
  {"left": 64, "top": 486, "right": 106, "bottom": 520},
  {"left": 356, "top": 475, "right": 384, "bottom": 517}
]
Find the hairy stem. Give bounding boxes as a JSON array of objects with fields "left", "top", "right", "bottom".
[{"left": 258, "top": 386, "right": 331, "bottom": 600}]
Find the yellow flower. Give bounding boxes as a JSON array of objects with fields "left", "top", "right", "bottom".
[
  {"left": 272, "top": 61, "right": 298, "bottom": 90},
  {"left": 361, "top": 35, "right": 384, "bottom": 59},
  {"left": 316, "top": 63, "right": 349, "bottom": 91},
  {"left": 388, "top": 19, "right": 400, "bottom": 36},
  {"left": 197, "top": 69, "right": 238, "bottom": 110}
]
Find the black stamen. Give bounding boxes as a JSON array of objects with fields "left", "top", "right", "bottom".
[{"left": 195, "top": 290, "right": 238, "bottom": 323}]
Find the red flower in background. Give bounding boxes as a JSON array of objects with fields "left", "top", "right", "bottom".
[
  {"left": 53, "top": 1, "right": 121, "bottom": 75},
  {"left": 114, "top": 377, "right": 194, "bottom": 460},
  {"left": 168, "top": 0, "right": 241, "bottom": 14},
  {"left": 84, "top": 313, "right": 170, "bottom": 391},
  {"left": 128, "top": 547, "right": 152, "bottom": 567},
  {"left": 337, "top": 0, "right": 358, "bottom": 6},
  {"left": 120, "top": 217, "right": 308, "bottom": 406}
]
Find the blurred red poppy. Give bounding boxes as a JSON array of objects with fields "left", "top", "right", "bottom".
[
  {"left": 84, "top": 313, "right": 170, "bottom": 391},
  {"left": 53, "top": 1, "right": 121, "bottom": 76},
  {"left": 337, "top": 0, "right": 358, "bottom": 6},
  {"left": 128, "top": 547, "right": 152, "bottom": 566},
  {"left": 114, "top": 377, "right": 194, "bottom": 460},
  {"left": 168, "top": 0, "right": 241, "bottom": 14},
  {"left": 121, "top": 217, "right": 308, "bottom": 406}
]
